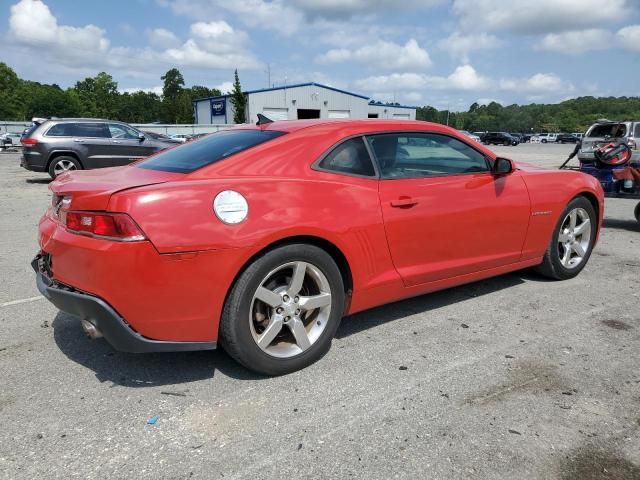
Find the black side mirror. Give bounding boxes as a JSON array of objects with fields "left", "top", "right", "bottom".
[
  {"left": 138, "top": 132, "right": 145, "bottom": 142},
  {"left": 493, "top": 157, "right": 513, "bottom": 175}
]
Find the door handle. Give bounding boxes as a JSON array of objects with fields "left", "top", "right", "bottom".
[
  {"left": 73, "top": 138, "right": 84, "bottom": 143},
  {"left": 112, "top": 140, "right": 121, "bottom": 144},
  {"left": 390, "top": 198, "right": 418, "bottom": 208}
]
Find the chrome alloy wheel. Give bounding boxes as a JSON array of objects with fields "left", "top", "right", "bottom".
[
  {"left": 250, "top": 261, "right": 332, "bottom": 358},
  {"left": 557, "top": 207, "right": 592, "bottom": 269},
  {"left": 53, "top": 159, "right": 77, "bottom": 176}
]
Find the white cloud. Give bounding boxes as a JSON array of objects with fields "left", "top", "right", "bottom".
[
  {"left": 617, "top": 25, "right": 640, "bottom": 52},
  {"left": 147, "top": 28, "right": 180, "bottom": 49},
  {"left": 500, "top": 73, "right": 573, "bottom": 93},
  {"left": 453, "top": 0, "right": 629, "bottom": 34},
  {"left": 536, "top": 29, "right": 613, "bottom": 54},
  {"left": 215, "top": 81, "right": 233, "bottom": 93},
  {"left": 162, "top": 21, "right": 259, "bottom": 69},
  {"left": 439, "top": 32, "right": 500, "bottom": 61},
  {"left": 9, "top": 0, "right": 110, "bottom": 65},
  {"left": 316, "top": 39, "right": 432, "bottom": 70},
  {"left": 355, "top": 65, "right": 492, "bottom": 93}
]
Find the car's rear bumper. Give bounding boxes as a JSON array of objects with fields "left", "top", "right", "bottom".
[
  {"left": 36, "top": 213, "right": 249, "bottom": 344},
  {"left": 32, "top": 255, "right": 216, "bottom": 353},
  {"left": 21, "top": 150, "right": 47, "bottom": 172}
]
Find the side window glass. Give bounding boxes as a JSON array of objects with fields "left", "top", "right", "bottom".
[
  {"left": 46, "top": 123, "right": 72, "bottom": 136},
  {"left": 634, "top": 124, "right": 640, "bottom": 138},
  {"left": 318, "top": 137, "right": 375, "bottom": 177},
  {"left": 108, "top": 124, "right": 139, "bottom": 139},
  {"left": 71, "top": 123, "right": 108, "bottom": 138},
  {"left": 367, "top": 133, "right": 489, "bottom": 179}
]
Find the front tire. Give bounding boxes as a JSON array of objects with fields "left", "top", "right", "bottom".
[
  {"left": 220, "top": 244, "right": 345, "bottom": 375},
  {"left": 634, "top": 202, "right": 640, "bottom": 223},
  {"left": 48, "top": 156, "right": 81, "bottom": 179},
  {"left": 535, "top": 196, "right": 597, "bottom": 280}
]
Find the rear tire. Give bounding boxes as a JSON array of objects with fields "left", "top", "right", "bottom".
[
  {"left": 535, "top": 196, "right": 597, "bottom": 280},
  {"left": 634, "top": 202, "right": 640, "bottom": 223},
  {"left": 220, "top": 244, "right": 345, "bottom": 376},
  {"left": 48, "top": 156, "right": 81, "bottom": 179}
]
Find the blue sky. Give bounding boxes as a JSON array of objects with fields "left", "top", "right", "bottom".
[{"left": 3, "top": 0, "right": 640, "bottom": 111}]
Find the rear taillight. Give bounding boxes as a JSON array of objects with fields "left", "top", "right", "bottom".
[
  {"left": 21, "top": 137, "right": 38, "bottom": 146},
  {"left": 65, "top": 212, "right": 146, "bottom": 241}
]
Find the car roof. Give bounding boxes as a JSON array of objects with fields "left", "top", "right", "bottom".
[{"left": 233, "top": 118, "right": 435, "bottom": 134}]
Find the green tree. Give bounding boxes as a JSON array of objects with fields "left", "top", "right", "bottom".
[
  {"left": 231, "top": 69, "right": 246, "bottom": 124},
  {"left": 73, "top": 72, "right": 118, "bottom": 118},
  {"left": 0, "top": 62, "right": 22, "bottom": 120},
  {"left": 161, "top": 68, "right": 185, "bottom": 100}
]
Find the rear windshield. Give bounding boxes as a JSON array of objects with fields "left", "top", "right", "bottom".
[
  {"left": 586, "top": 123, "right": 627, "bottom": 138},
  {"left": 137, "top": 129, "right": 286, "bottom": 173}
]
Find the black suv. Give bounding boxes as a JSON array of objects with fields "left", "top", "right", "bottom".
[
  {"left": 481, "top": 132, "right": 519, "bottom": 146},
  {"left": 20, "top": 119, "right": 177, "bottom": 178},
  {"left": 556, "top": 133, "right": 580, "bottom": 144}
]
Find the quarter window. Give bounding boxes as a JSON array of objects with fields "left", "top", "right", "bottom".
[
  {"left": 45, "top": 123, "right": 74, "bottom": 137},
  {"left": 317, "top": 137, "right": 375, "bottom": 177},
  {"left": 366, "top": 133, "right": 489, "bottom": 179}
]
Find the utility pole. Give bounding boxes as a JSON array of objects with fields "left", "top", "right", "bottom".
[{"left": 446, "top": 101, "right": 450, "bottom": 126}]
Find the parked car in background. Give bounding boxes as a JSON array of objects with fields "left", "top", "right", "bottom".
[
  {"left": 33, "top": 119, "right": 604, "bottom": 375},
  {"left": 556, "top": 133, "right": 580, "bottom": 144},
  {"left": 1, "top": 132, "right": 22, "bottom": 149},
  {"left": 481, "top": 132, "right": 519, "bottom": 146},
  {"left": 142, "top": 131, "right": 182, "bottom": 144},
  {"left": 189, "top": 133, "right": 212, "bottom": 141},
  {"left": 537, "top": 133, "right": 558, "bottom": 143},
  {"left": 20, "top": 118, "right": 178, "bottom": 178},
  {"left": 458, "top": 130, "right": 481, "bottom": 142},
  {"left": 572, "top": 132, "right": 585, "bottom": 140},
  {"left": 578, "top": 120, "right": 640, "bottom": 164},
  {"left": 169, "top": 134, "right": 192, "bottom": 143},
  {"left": 509, "top": 133, "right": 524, "bottom": 143}
]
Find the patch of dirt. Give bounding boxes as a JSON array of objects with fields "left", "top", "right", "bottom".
[
  {"left": 464, "top": 361, "right": 568, "bottom": 405},
  {"left": 560, "top": 445, "right": 640, "bottom": 480}
]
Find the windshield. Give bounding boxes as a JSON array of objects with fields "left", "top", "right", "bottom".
[
  {"left": 137, "top": 129, "right": 286, "bottom": 173},
  {"left": 586, "top": 123, "right": 627, "bottom": 138}
]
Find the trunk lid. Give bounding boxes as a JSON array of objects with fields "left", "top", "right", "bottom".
[{"left": 50, "top": 165, "right": 183, "bottom": 211}]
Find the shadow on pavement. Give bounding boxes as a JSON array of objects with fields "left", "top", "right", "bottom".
[
  {"left": 52, "top": 270, "right": 545, "bottom": 385},
  {"left": 337, "top": 271, "right": 537, "bottom": 339},
  {"left": 26, "top": 177, "right": 51, "bottom": 184},
  {"left": 602, "top": 217, "right": 640, "bottom": 233},
  {"left": 52, "top": 312, "right": 266, "bottom": 386}
]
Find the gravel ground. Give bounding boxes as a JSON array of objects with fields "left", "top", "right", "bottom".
[{"left": 0, "top": 145, "right": 639, "bottom": 479}]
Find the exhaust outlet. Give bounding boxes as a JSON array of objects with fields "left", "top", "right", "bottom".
[{"left": 81, "top": 319, "right": 103, "bottom": 339}]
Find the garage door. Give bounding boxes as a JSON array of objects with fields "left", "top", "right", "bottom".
[
  {"left": 393, "top": 113, "right": 410, "bottom": 119},
  {"left": 262, "top": 108, "right": 289, "bottom": 121},
  {"left": 328, "top": 110, "right": 350, "bottom": 119}
]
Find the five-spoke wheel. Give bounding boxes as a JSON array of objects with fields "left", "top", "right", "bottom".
[
  {"left": 557, "top": 207, "right": 591, "bottom": 269},
  {"left": 250, "top": 261, "right": 332, "bottom": 358},
  {"left": 535, "top": 196, "right": 597, "bottom": 280},
  {"left": 220, "top": 244, "right": 344, "bottom": 376}
]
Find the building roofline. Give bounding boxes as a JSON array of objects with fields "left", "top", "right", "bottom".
[{"left": 192, "top": 82, "right": 416, "bottom": 110}]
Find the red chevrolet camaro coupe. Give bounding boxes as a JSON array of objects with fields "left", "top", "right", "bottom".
[{"left": 33, "top": 119, "right": 604, "bottom": 375}]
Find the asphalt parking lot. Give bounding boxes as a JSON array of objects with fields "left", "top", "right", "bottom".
[{"left": 0, "top": 144, "right": 639, "bottom": 479}]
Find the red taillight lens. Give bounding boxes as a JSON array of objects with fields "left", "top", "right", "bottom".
[
  {"left": 21, "top": 137, "right": 38, "bottom": 145},
  {"left": 66, "top": 212, "right": 146, "bottom": 241}
]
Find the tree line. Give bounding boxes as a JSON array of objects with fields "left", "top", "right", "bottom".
[
  {"left": 1, "top": 61, "right": 639, "bottom": 129},
  {"left": 0, "top": 62, "right": 223, "bottom": 124},
  {"left": 417, "top": 96, "right": 640, "bottom": 134}
]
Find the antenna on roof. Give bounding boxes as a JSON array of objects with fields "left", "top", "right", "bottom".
[{"left": 256, "top": 113, "right": 274, "bottom": 125}]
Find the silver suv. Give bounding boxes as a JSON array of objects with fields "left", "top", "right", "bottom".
[
  {"left": 20, "top": 118, "right": 177, "bottom": 178},
  {"left": 579, "top": 120, "right": 640, "bottom": 163}
]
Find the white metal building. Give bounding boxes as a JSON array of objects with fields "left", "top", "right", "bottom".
[{"left": 193, "top": 82, "right": 416, "bottom": 125}]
